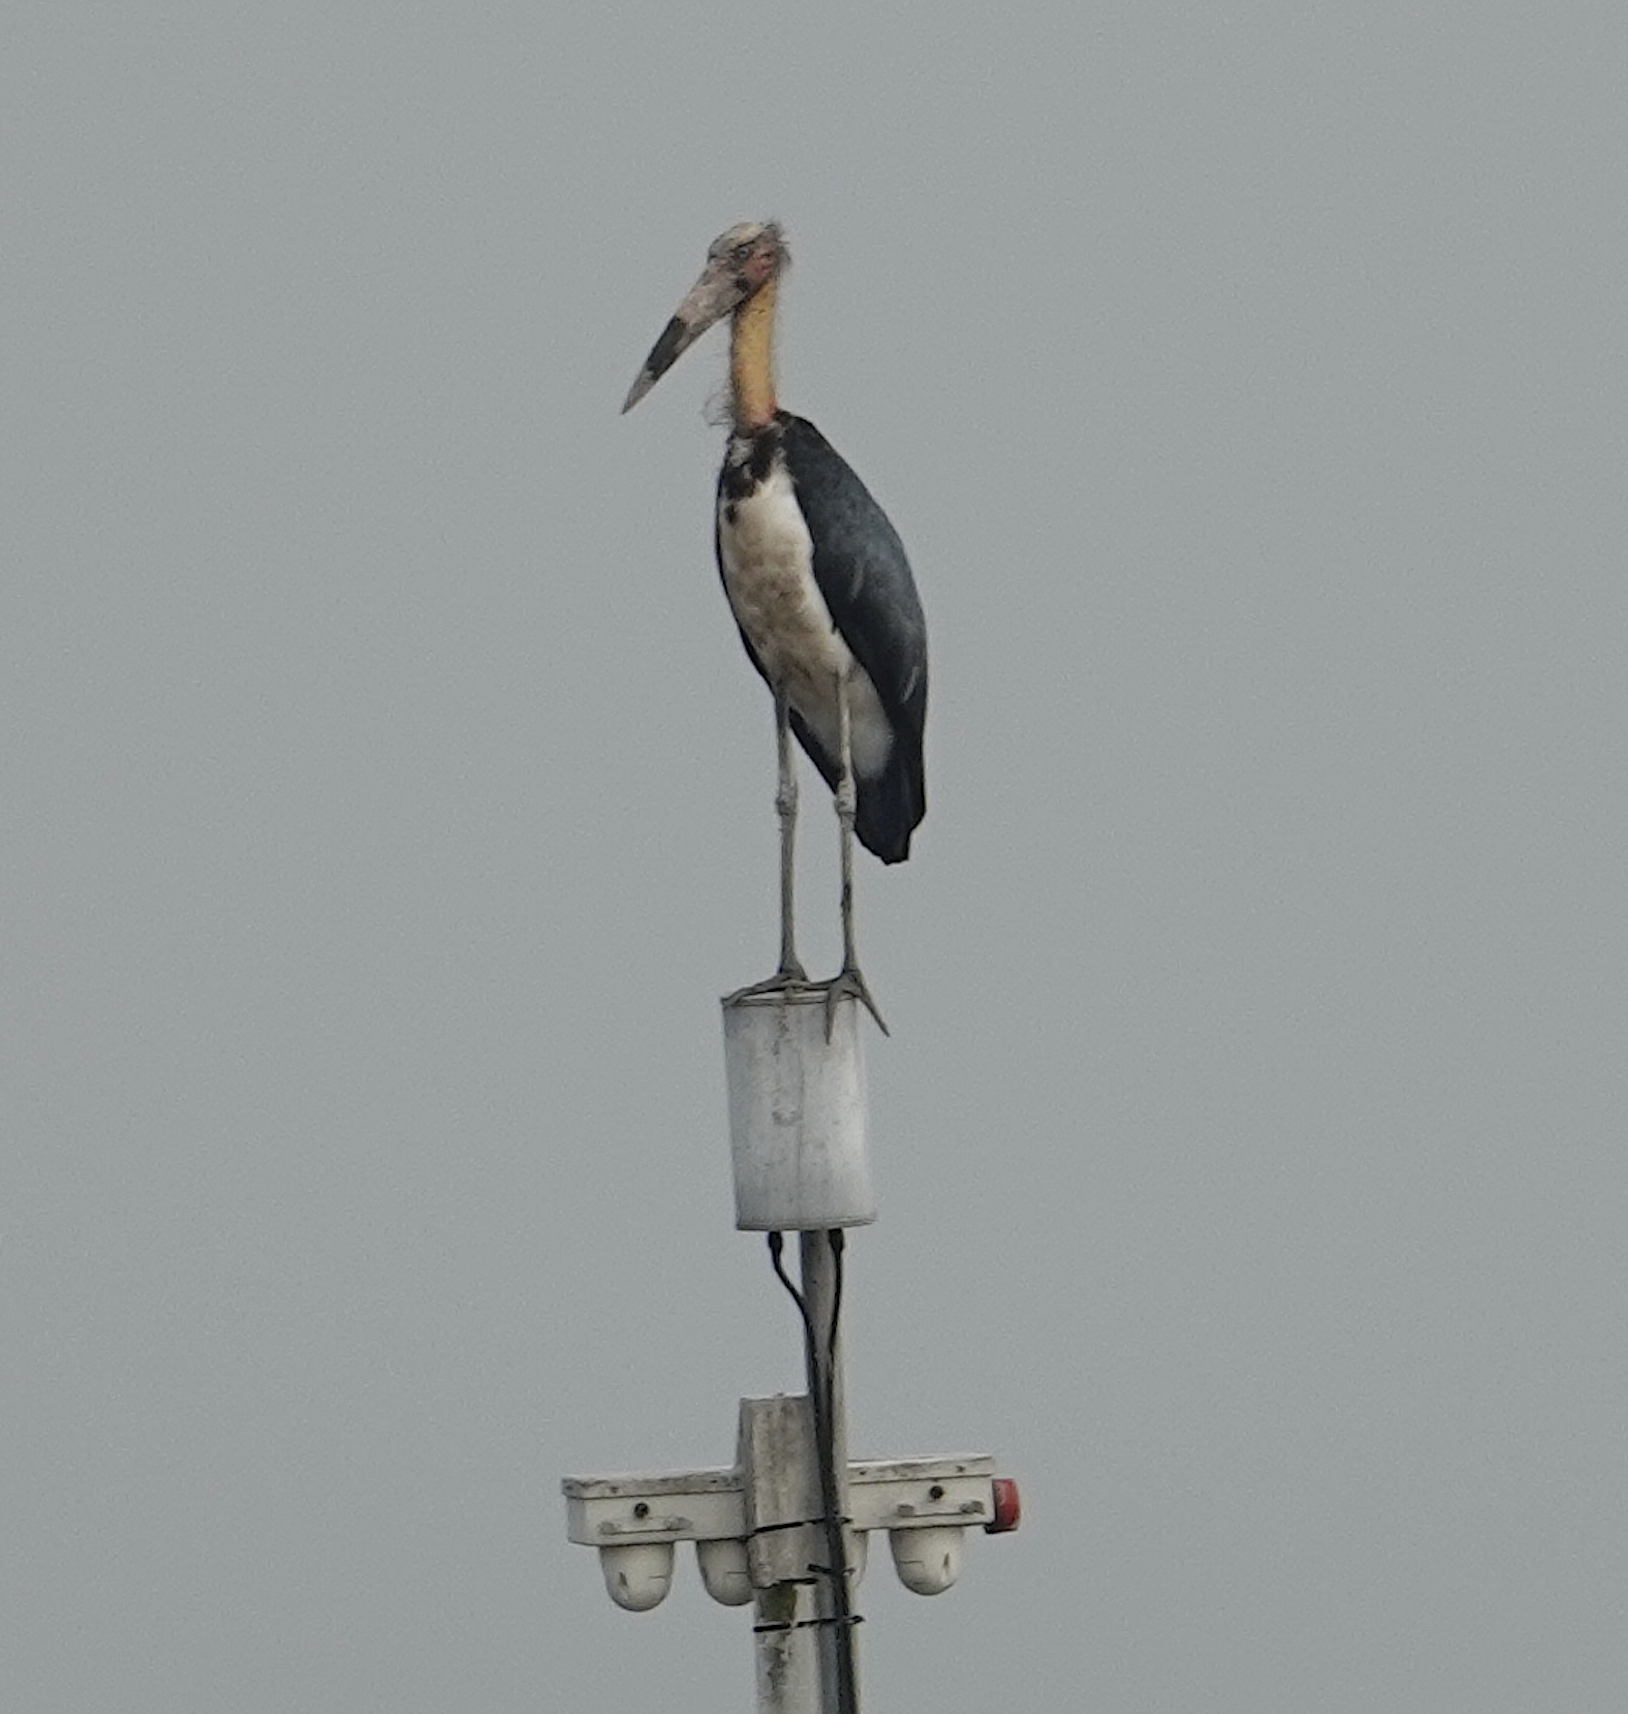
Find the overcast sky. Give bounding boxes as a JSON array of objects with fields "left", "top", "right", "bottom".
[{"left": 6, "top": 3, "right": 1626, "bottom": 1710}]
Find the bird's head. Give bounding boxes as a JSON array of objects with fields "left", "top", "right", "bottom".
[{"left": 622, "top": 221, "right": 787, "bottom": 413}]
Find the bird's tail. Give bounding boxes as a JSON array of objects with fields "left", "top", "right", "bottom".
[
  {"left": 856, "top": 752, "right": 924, "bottom": 864},
  {"left": 788, "top": 707, "right": 924, "bottom": 863}
]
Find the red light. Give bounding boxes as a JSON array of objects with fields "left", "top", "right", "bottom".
[{"left": 985, "top": 1476, "right": 1021, "bottom": 1534}]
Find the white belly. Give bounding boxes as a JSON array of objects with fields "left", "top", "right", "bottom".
[{"left": 717, "top": 465, "right": 893, "bottom": 778}]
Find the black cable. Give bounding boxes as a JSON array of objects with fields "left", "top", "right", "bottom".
[
  {"left": 822, "top": 1230, "right": 858, "bottom": 1713},
  {"left": 766, "top": 1230, "right": 861, "bottom": 1714}
]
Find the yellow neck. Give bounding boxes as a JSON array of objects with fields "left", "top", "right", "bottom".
[{"left": 729, "top": 278, "right": 779, "bottom": 431}]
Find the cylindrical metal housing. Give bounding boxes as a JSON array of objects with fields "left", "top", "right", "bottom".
[{"left": 722, "top": 989, "right": 876, "bottom": 1231}]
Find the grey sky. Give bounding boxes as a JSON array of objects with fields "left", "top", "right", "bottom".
[{"left": 6, "top": 3, "right": 1625, "bottom": 1709}]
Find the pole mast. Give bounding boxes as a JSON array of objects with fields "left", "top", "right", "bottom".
[{"left": 562, "top": 988, "right": 1020, "bottom": 1711}]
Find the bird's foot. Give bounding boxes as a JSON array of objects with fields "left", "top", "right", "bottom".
[
  {"left": 723, "top": 963, "right": 815, "bottom": 1009},
  {"left": 823, "top": 963, "right": 889, "bottom": 1040}
]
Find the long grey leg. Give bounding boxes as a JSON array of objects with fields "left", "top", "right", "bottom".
[
  {"left": 724, "top": 687, "right": 809, "bottom": 1008},
  {"left": 834, "top": 675, "right": 858, "bottom": 972},
  {"left": 829, "top": 672, "right": 887, "bottom": 1036},
  {"left": 774, "top": 683, "right": 806, "bottom": 982}
]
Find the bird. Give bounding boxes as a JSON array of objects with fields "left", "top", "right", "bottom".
[{"left": 622, "top": 221, "right": 927, "bottom": 1028}]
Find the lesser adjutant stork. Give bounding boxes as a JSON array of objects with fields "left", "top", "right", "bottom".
[{"left": 623, "top": 222, "right": 927, "bottom": 1027}]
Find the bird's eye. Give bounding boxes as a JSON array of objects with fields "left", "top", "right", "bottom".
[{"left": 732, "top": 242, "right": 755, "bottom": 263}]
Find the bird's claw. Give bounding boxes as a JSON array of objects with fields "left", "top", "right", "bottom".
[
  {"left": 723, "top": 964, "right": 814, "bottom": 1008},
  {"left": 824, "top": 964, "right": 889, "bottom": 1039},
  {"left": 722, "top": 964, "right": 889, "bottom": 1038}
]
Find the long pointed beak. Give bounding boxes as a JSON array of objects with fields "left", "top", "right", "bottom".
[{"left": 622, "top": 263, "right": 745, "bottom": 413}]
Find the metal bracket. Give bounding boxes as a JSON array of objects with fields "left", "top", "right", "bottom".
[{"left": 564, "top": 1402, "right": 1017, "bottom": 1609}]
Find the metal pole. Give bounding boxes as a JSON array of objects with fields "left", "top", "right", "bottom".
[
  {"left": 751, "top": 1557, "right": 822, "bottom": 1713},
  {"left": 741, "top": 1394, "right": 822, "bottom": 1714}
]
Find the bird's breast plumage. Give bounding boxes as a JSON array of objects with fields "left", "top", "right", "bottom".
[{"left": 716, "top": 441, "right": 894, "bottom": 779}]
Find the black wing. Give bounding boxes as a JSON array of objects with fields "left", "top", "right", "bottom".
[{"left": 777, "top": 413, "right": 927, "bottom": 861}]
